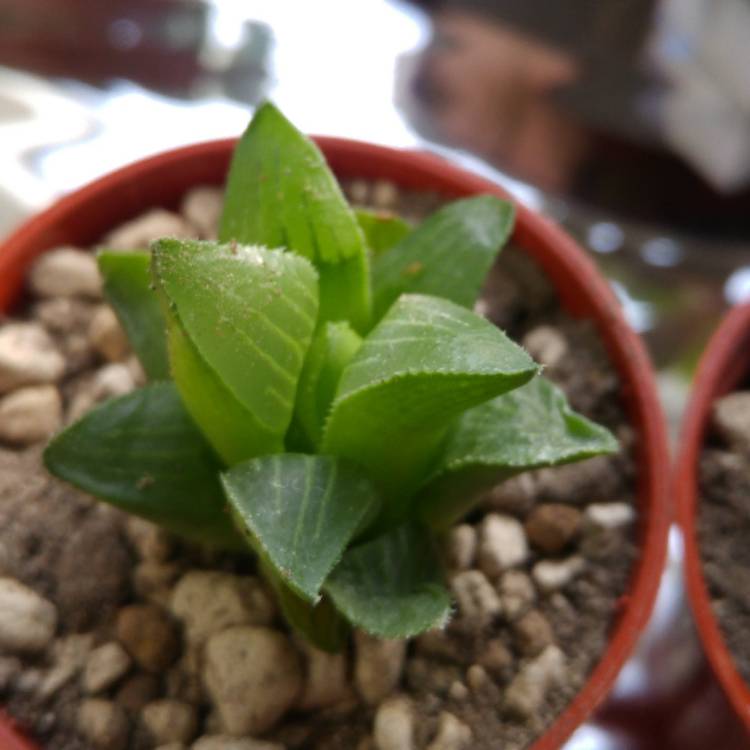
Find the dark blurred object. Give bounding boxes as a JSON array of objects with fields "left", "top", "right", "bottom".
[
  {"left": 403, "top": 0, "right": 750, "bottom": 241},
  {"left": 0, "top": 0, "right": 208, "bottom": 95}
]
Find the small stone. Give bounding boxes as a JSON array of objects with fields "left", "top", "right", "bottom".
[
  {"left": 532, "top": 556, "right": 586, "bottom": 593},
  {"left": 448, "top": 681, "right": 469, "bottom": 701},
  {"left": 39, "top": 633, "right": 94, "bottom": 699},
  {"left": 445, "top": 524, "right": 477, "bottom": 571},
  {"left": 134, "top": 561, "right": 183, "bottom": 603},
  {"left": 84, "top": 642, "right": 132, "bottom": 694},
  {"left": 170, "top": 571, "right": 275, "bottom": 645},
  {"left": 116, "top": 673, "right": 161, "bottom": 714},
  {"left": 512, "top": 610, "right": 554, "bottom": 656},
  {"left": 181, "top": 187, "right": 224, "bottom": 239},
  {"left": 504, "top": 645, "right": 566, "bottom": 720},
  {"left": 478, "top": 639, "right": 513, "bottom": 677},
  {"left": 92, "top": 362, "right": 136, "bottom": 399},
  {"left": 116, "top": 604, "right": 179, "bottom": 673},
  {"left": 155, "top": 744, "right": 186, "bottom": 750},
  {"left": 0, "top": 385, "right": 62, "bottom": 444},
  {"left": 373, "top": 696, "right": 414, "bottom": 750},
  {"left": 34, "top": 297, "right": 95, "bottom": 334},
  {"left": 348, "top": 179, "right": 370, "bottom": 204},
  {"left": 371, "top": 180, "right": 399, "bottom": 209},
  {"left": 104, "top": 209, "right": 194, "bottom": 250},
  {"left": 296, "top": 640, "right": 351, "bottom": 710},
  {"left": 498, "top": 570, "right": 536, "bottom": 621},
  {"left": 0, "top": 577, "right": 57, "bottom": 653},
  {"left": 76, "top": 698, "right": 129, "bottom": 750},
  {"left": 713, "top": 391, "right": 750, "bottom": 453},
  {"left": 204, "top": 626, "right": 302, "bottom": 735},
  {"left": 354, "top": 631, "right": 406, "bottom": 705},
  {"left": 584, "top": 502, "right": 635, "bottom": 530},
  {"left": 88, "top": 305, "right": 130, "bottom": 362},
  {"left": 525, "top": 504, "right": 581, "bottom": 555},
  {"left": 165, "top": 652, "right": 204, "bottom": 705},
  {"left": 125, "top": 517, "right": 174, "bottom": 562},
  {"left": 477, "top": 514, "right": 528, "bottom": 577},
  {"left": 482, "top": 474, "right": 536, "bottom": 516},
  {"left": 426, "top": 712, "right": 472, "bottom": 750},
  {"left": 0, "top": 322, "right": 65, "bottom": 393},
  {"left": 142, "top": 699, "right": 198, "bottom": 745},
  {"left": 192, "top": 736, "right": 286, "bottom": 750},
  {"left": 522, "top": 326, "right": 568, "bottom": 368},
  {"left": 29, "top": 247, "right": 102, "bottom": 299},
  {"left": 450, "top": 570, "right": 502, "bottom": 628},
  {"left": 466, "top": 664, "right": 491, "bottom": 693}
]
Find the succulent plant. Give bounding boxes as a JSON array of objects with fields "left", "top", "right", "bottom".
[{"left": 45, "top": 103, "right": 616, "bottom": 650}]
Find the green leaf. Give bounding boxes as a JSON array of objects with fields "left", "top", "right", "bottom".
[
  {"left": 322, "top": 294, "right": 538, "bottom": 515},
  {"left": 355, "top": 209, "right": 411, "bottom": 256},
  {"left": 223, "top": 454, "right": 381, "bottom": 602},
  {"left": 294, "top": 321, "right": 362, "bottom": 448},
  {"left": 260, "top": 559, "right": 349, "bottom": 652},
  {"left": 152, "top": 239, "right": 318, "bottom": 465},
  {"left": 98, "top": 251, "right": 170, "bottom": 380},
  {"left": 324, "top": 523, "right": 451, "bottom": 639},
  {"left": 219, "top": 102, "right": 371, "bottom": 331},
  {"left": 418, "top": 376, "right": 620, "bottom": 529},
  {"left": 372, "top": 196, "right": 515, "bottom": 323},
  {"left": 43, "top": 383, "right": 241, "bottom": 548}
]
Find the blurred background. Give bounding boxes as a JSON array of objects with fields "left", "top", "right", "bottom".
[{"left": 1, "top": 0, "right": 750, "bottom": 746}]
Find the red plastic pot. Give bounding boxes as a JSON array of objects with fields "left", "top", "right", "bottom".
[
  {"left": 677, "top": 303, "right": 750, "bottom": 734},
  {"left": 0, "top": 138, "right": 670, "bottom": 749}
]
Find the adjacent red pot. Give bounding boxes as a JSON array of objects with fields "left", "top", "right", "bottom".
[
  {"left": 0, "top": 138, "right": 670, "bottom": 749},
  {"left": 677, "top": 303, "right": 750, "bottom": 734}
]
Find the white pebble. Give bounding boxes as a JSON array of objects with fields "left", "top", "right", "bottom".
[
  {"left": 522, "top": 326, "right": 568, "bottom": 368},
  {"left": 532, "top": 556, "right": 585, "bottom": 594},
  {"left": 192, "top": 736, "right": 286, "bottom": 750},
  {"left": 450, "top": 570, "right": 503, "bottom": 629},
  {"left": 478, "top": 514, "right": 528, "bottom": 577},
  {"left": 373, "top": 696, "right": 414, "bottom": 750},
  {"left": 181, "top": 187, "right": 223, "bottom": 239},
  {"left": 39, "top": 633, "right": 94, "bottom": 699},
  {"left": 498, "top": 570, "right": 536, "bottom": 621},
  {"left": 104, "top": 209, "right": 194, "bottom": 250},
  {"left": 0, "top": 577, "right": 57, "bottom": 653},
  {"left": 29, "top": 248, "right": 102, "bottom": 299},
  {"left": 0, "top": 385, "right": 62, "bottom": 444},
  {"left": 0, "top": 322, "right": 65, "bottom": 394},
  {"left": 426, "top": 712, "right": 472, "bottom": 750},
  {"left": 203, "top": 626, "right": 301, "bottom": 736},
  {"left": 92, "top": 362, "right": 136, "bottom": 399},
  {"left": 88, "top": 305, "right": 129, "bottom": 362},
  {"left": 584, "top": 503, "right": 635, "bottom": 530},
  {"left": 713, "top": 391, "right": 750, "bottom": 453},
  {"left": 142, "top": 699, "right": 198, "bottom": 745},
  {"left": 504, "top": 645, "right": 566, "bottom": 720},
  {"left": 445, "top": 524, "right": 477, "bottom": 571},
  {"left": 354, "top": 632, "right": 406, "bottom": 705},
  {"left": 77, "top": 699, "right": 129, "bottom": 750},
  {"left": 170, "top": 571, "right": 275, "bottom": 646},
  {"left": 84, "top": 642, "right": 132, "bottom": 694}
]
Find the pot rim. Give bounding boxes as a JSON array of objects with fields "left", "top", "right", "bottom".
[
  {"left": 676, "top": 302, "right": 750, "bottom": 732},
  {"left": 0, "top": 136, "right": 671, "bottom": 750}
]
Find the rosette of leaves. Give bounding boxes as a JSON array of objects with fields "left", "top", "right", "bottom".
[{"left": 44, "top": 103, "right": 617, "bottom": 651}]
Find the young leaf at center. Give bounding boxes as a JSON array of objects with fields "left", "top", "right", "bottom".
[
  {"left": 222, "top": 454, "right": 381, "bottom": 602},
  {"left": 219, "top": 102, "right": 371, "bottom": 332},
  {"left": 152, "top": 239, "right": 318, "bottom": 464},
  {"left": 322, "top": 294, "right": 538, "bottom": 517}
]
